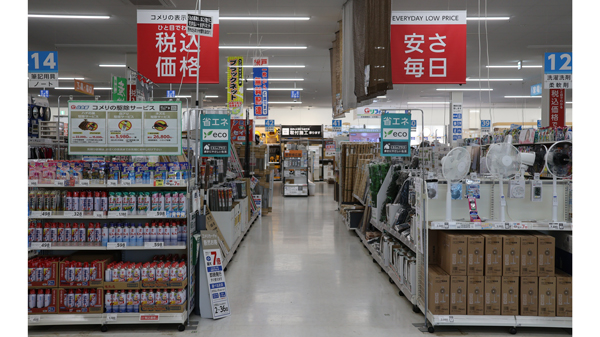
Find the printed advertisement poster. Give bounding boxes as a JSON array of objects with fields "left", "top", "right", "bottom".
[
  {"left": 381, "top": 113, "right": 412, "bottom": 157},
  {"left": 201, "top": 114, "right": 230, "bottom": 157},
  {"left": 390, "top": 11, "right": 467, "bottom": 84},
  {"left": 68, "top": 101, "right": 182, "bottom": 155},
  {"left": 227, "top": 56, "right": 244, "bottom": 119},
  {"left": 201, "top": 231, "right": 231, "bottom": 319},
  {"left": 112, "top": 76, "right": 127, "bottom": 101},
  {"left": 137, "top": 10, "right": 220, "bottom": 84},
  {"left": 230, "top": 119, "right": 254, "bottom": 143}
]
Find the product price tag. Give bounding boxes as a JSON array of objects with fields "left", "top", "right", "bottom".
[
  {"left": 456, "top": 223, "right": 475, "bottom": 229},
  {"left": 121, "top": 179, "right": 132, "bottom": 186},
  {"left": 166, "top": 179, "right": 181, "bottom": 186},
  {"left": 64, "top": 211, "right": 83, "bottom": 218},
  {"left": 78, "top": 179, "right": 90, "bottom": 187},
  {"left": 107, "top": 242, "right": 127, "bottom": 249},
  {"left": 93, "top": 211, "right": 105, "bottom": 218},
  {"left": 144, "top": 242, "right": 164, "bottom": 248},
  {"left": 106, "top": 314, "right": 118, "bottom": 322},
  {"left": 107, "top": 180, "right": 118, "bottom": 187},
  {"left": 154, "top": 179, "right": 164, "bottom": 187},
  {"left": 431, "top": 222, "right": 454, "bottom": 229},
  {"left": 108, "top": 211, "right": 128, "bottom": 218},
  {"left": 54, "top": 180, "right": 68, "bottom": 186},
  {"left": 511, "top": 222, "right": 527, "bottom": 230},
  {"left": 549, "top": 222, "right": 565, "bottom": 230},
  {"left": 28, "top": 180, "right": 38, "bottom": 186},
  {"left": 139, "top": 314, "right": 159, "bottom": 321},
  {"left": 28, "top": 315, "right": 41, "bottom": 323},
  {"left": 493, "top": 222, "right": 510, "bottom": 230},
  {"left": 31, "top": 242, "right": 52, "bottom": 250},
  {"left": 438, "top": 316, "right": 454, "bottom": 323},
  {"left": 148, "top": 211, "right": 166, "bottom": 218},
  {"left": 31, "top": 211, "right": 52, "bottom": 218}
]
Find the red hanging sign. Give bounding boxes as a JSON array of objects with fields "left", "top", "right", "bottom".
[
  {"left": 136, "top": 10, "right": 220, "bottom": 84},
  {"left": 549, "top": 89, "right": 565, "bottom": 128},
  {"left": 391, "top": 11, "right": 467, "bottom": 84}
]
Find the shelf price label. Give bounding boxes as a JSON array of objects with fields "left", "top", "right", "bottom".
[
  {"left": 108, "top": 211, "right": 128, "bottom": 218},
  {"left": 154, "top": 179, "right": 164, "bottom": 187},
  {"left": 148, "top": 211, "right": 166, "bottom": 218},
  {"left": 121, "top": 179, "right": 132, "bottom": 186},
  {"left": 31, "top": 242, "right": 52, "bottom": 250},
  {"left": 166, "top": 179, "right": 181, "bottom": 186},
  {"left": 54, "top": 180, "right": 68, "bottom": 187},
  {"left": 139, "top": 314, "right": 159, "bottom": 321},
  {"left": 78, "top": 180, "right": 90, "bottom": 187},
  {"left": 549, "top": 222, "right": 565, "bottom": 230},
  {"left": 106, "top": 314, "right": 118, "bottom": 322},
  {"left": 31, "top": 211, "right": 52, "bottom": 218},
  {"left": 107, "top": 242, "right": 127, "bottom": 249},
  {"left": 438, "top": 316, "right": 455, "bottom": 323},
  {"left": 144, "top": 242, "right": 164, "bottom": 248},
  {"left": 64, "top": 211, "right": 83, "bottom": 218},
  {"left": 93, "top": 211, "right": 105, "bottom": 218},
  {"left": 28, "top": 315, "right": 41, "bottom": 323},
  {"left": 107, "top": 180, "right": 118, "bottom": 187},
  {"left": 511, "top": 223, "right": 527, "bottom": 230},
  {"left": 28, "top": 180, "right": 38, "bottom": 187}
]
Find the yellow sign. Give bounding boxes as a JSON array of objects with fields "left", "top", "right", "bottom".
[{"left": 227, "top": 56, "right": 244, "bottom": 118}]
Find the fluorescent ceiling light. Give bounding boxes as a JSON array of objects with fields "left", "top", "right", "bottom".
[
  {"left": 504, "top": 95, "right": 542, "bottom": 98},
  {"left": 220, "top": 16, "right": 309, "bottom": 21},
  {"left": 268, "top": 78, "right": 304, "bottom": 81},
  {"left": 486, "top": 65, "right": 542, "bottom": 68},
  {"left": 467, "top": 78, "right": 523, "bottom": 81},
  {"left": 241, "top": 65, "right": 305, "bottom": 68},
  {"left": 246, "top": 88, "right": 303, "bottom": 91},
  {"left": 29, "top": 14, "right": 110, "bottom": 19},
  {"left": 407, "top": 102, "right": 449, "bottom": 104},
  {"left": 436, "top": 88, "right": 493, "bottom": 91},
  {"left": 55, "top": 87, "right": 110, "bottom": 90},
  {"left": 99, "top": 64, "right": 126, "bottom": 67},
  {"left": 377, "top": 96, "right": 386, "bottom": 98},
  {"left": 175, "top": 95, "right": 191, "bottom": 98},
  {"left": 567, "top": 101, "right": 572, "bottom": 104},
  {"left": 58, "top": 77, "right": 84, "bottom": 80},
  {"left": 219, "top": 46, "right": 306, "bottom": 50},
  {"left": 270, "top": 101, "right": 302, "bottom": 104},
  {"left": 205, "top": 95, "right": 219, "bottom": 98},
  {"left": 466, "top": 17, "right": 510, "bottom": 21}
]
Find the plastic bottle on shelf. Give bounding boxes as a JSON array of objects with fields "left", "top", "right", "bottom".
[
  {"left": 90, "top": 288, "right": 97, "bottom": 307},
  {"left": 44, "top": 289, "right": 52, "bottom": 308},
  {"left": 156, "top": 222, "right": 164, "bottom": 244},
  {"left": 101, "top": 224, "right": 108, "bottom": 246},
  {"left": 94, "top": 223, "right": 101, "bottom": 243},
  {"left": 90, "top": 261, "right": 97, "bottom": 281},
  {"left": 78, "top": 191, "right": 86, "bottom": 212},
  {"left": 136, "top": 223, "right": 144, "bottom": 246},
  {"left": 115, "top": 223, "right": 123, "bottom": 243},
  {"left": 86, "top": 191, "right": 94, "bottom": 212},
  {"left": 100, "top": 191, "right": 108, "bottom": 212},
  {"left": 118, "top": 290, "right": 126, "bottom": 313},
  {"left": 169, "top": 262, "right": 177, "bottom": 281},
  {"left": 133, "top": 263, "right": 141, "bottom": 282},
  {"left": 126, "top": 290, "right": 133, "bottom": 313},
  {"left": 66, "top": 289, "right": 75, "bottom": 308},
  {"left": 75, "top": 262, "right": 83, "bottom": 282},
  {"left": 168, "top": 289, "right": 176, "bottom": 305},
  {"left": 82, "top": 289, "right": 90, "bottom": 308},
  {"left": 104, "top": 263, "right": 112, "bottom": 282},
  {"left": 147, "top": 289, "right": 155, "bottom": 306},
  {"left": 35, "top": 222, "right": 43, "bottom": 242},
  {"left": 143, "top": 223, "right": 150, "bottom": 243},
  {"left": 164, "top": 192, "right": 172, "bottom": 212},
  {"left": 115, "top": 192, "right": 123, "bottom": 212},
  {"left": 155, "top": 289, "right": 162, "bottom": 305},
  {"left": 129, "top": 224, "right": 136, "bottom": 246},
  {"left": 122, "top": 223, "right": 130, "bottom": 246},
  {"left": 82, "top": 262, "right": 90, "bottom": 282},
  {"left": 57, "top": 222, "right": 64, "bottom": 242},
  {"left": 148, "top": 262, "right": 156, "bottom": 282},
  {"left": 164, "top": 222, "right": 171, "bottom": 246},
  {"left": 112, "top": 263, "right": 119, "bottom": 282},
  {"left": 141, "top": 263, "right": 148, "bottom": 281},
  {"left": 66, "top": 262, "right": 74, "bottom": 282},
  {"left": 29, "top": 289, "right": 37, "bottom": 309},
  {"left": 150, "top": 223, "right": 157, "bottom": 243},
  {"left": 181, "top": 221, "right": 187, "bottom": 245},
  {"left": 161, "top": 288, "right": 168, "bottom": 305},
  {"left": 140, "top": 289, "right": 148, "bottom": 306},
  {"left": 133, "top": 290, "right": 140, "bottom": 313},
  {"left": 112, "top": 290, "right": 119, "bottom": 312},
  {"left": 170, "top": 222, "right": 178, "bottom": 246},
  {"left": 43, "top": 223, "right": 51, "bottom": 242},
  {"left": 105, "top": 290, "right": 112, "bottom": 313},
  {"left": 126, "top": 263, "right": 133, "bottom": 282},
  {"left": 75, "top": 289, "right": 83, "bottom": 308},
  {"left": 87, "top": 222, "right": 95, "bottom": 243},
  {"left": 119, "top": 264, "right": 127, "bottom": 282},
  {"left": 78, "top": 222, "right": 86, "bottom": 243},
  {"left": 64, "top": 222, "right": 72, "bottom": 242}
]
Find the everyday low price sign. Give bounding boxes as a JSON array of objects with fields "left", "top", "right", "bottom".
[
  {"left": 381, "top": 113, "right": 412, "bottom": 157},
  {"left": 201, "top": 114, "right": 230, "bottom": 157}
]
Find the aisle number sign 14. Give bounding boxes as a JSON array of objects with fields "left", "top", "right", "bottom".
[{"left": 28, "top": 51, "right": 58, "bottom": 88}]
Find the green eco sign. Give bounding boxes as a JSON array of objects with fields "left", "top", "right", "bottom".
[
  {"left": 380, "top": 113, "right": 411, "bottom": 157},
  {"left": 200, "top": 114, "right": 230, "bottom": 157},
  {"left": 112, "top": 76, "right": 127, "bottom": 101}
]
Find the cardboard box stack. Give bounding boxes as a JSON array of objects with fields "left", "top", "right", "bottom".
[{"left": 428, "top": 231, "right": 569, "bottom": 317}]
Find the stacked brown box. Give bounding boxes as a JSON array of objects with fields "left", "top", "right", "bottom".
[
  {"left": 520, "top": 235, "right": 538, "bottom": 276},
  {"left": 556, "top": 270, "right": 572, "bottom": 317},
  {"left": 428, "top": 266, "right": 450, "bottom": 315},
  {"left": 450, "top": 276, "right": 467, "bottom": 315},
  {"left": 467, "top": 234, "right": 484, "bottom": 276},
  {"left": 536, "top": 235, "right": 555, "bottom": 276},
  {"left": 539, "top": 277, "right": 556, "bottom": 317},
  {"left": 438, "top": 232, "right": 467, "bottom": 276},
  {"left": 482, "top": 234, "right": 503, "bottom": 276},
  {"left": 502, "top": 236, "right": 521, "bottom": 276},
  {"left": 521, "top": 277, "right": 538, "bottom": 316},
  {"left": 501, "top": 277, "right": 519, "bottom": 315},
  {"left": 484, "top": 276, "right": 501, "bottom": 315},
  {"left": 467, "top": 276, "right": 484, "bottom": 315}
]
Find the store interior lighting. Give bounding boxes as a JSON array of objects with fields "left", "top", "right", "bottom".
[
  {"left": 28, "top": 14, "right": 110, "bottom": 19},
  {"left": 219, "top": 16, "right": 310, "bottom": 20},
  {"left": 99, "top": 64, "right": 126, "bottom": 67},
  {"left": 219, "top": 46, "right": 307, "bottom": 49},
  {"left": 436, "top": 88, "right": 493, "bottom": 91},
  {"left": 466, "top": 78, "right": 523, "bottom": 81},
  {"left": 486, "top": 65, "right": 542, "bottom": 68},
  {"left": 407, "top": 102, "right": 449, "bottom": 104},
  {"left": 270, "top": 101, "right": 302, "bottom": 104},
  {"left": 504, "top": 95, "right": 543, "bottom": 98}
]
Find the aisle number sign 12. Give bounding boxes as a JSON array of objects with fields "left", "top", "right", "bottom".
[
  {"left": 544, "top": 52, "right": 572, "bottom": 89},
  {"left": 201, "top": 231, "right": 231, "bottom": 319}
]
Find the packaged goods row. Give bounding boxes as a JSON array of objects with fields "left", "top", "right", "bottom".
[
  {"left": 207, "top": 187, "right": 234, "bottom": 212},
  {"left": 28, "top": 160, "right": 189, "bottom": 185},
  {"left": 28, "top": 220, "right": 188, "bottom": 246},
  {"left": 104, "top": 288, "right": 187, "bottom": 313},
  {"left": 104, "top": 260, "right": 187, "bottom": 283},
  {"left": 28, "top": 190, "right": 187, "bottom": 213},
  {"left": 427, "top": 266, "right": 572, "bottom": 317},
  {"left": 434, "top": 231, "right": 555, "bottom": 277}
]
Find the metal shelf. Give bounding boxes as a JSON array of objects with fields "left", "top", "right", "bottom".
[
  {"left": 369, "top": 218, "right": 384, "bottom": 232},
  {"left": 481, "top": 141, "right": 567, "bottom": 147},
  {"left": 29, "top": 244, "right": 186, "bottom": 251},
  {"left": 429, "top": 221, "right": 572, "bottom": 231},
  {"left": 223, "top": 211, "right": 259, "bottom": 268},
  {"left": 515, "top": 315, "right": 572, "bottom": 328},
  {"left": 387, "top": 226, "right": 416, "bottom": 253},
  {"left": 28, "top": 214, "right": 186, "bottom": 220},
  {"left": 388, "top": 265, "right": 415, "bottom": 304},
  {"left": 28, "top": 313, "right": 104, "bottom": 326},
  {"left": 352, "top": 193, "right": 366, "bottom": 207},
  {"left": 426, "top": 312, "right": 572, "bottom": 329},
  {"left": 28, "top": 182, "right": 188, "bottom": 189},
  {"left": 102, "top": 311, "right": 188, "bottom": 325}
]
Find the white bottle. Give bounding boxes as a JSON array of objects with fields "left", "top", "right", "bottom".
[
  {"left": 170, "top": 223, "right": 178, "bottom": 246},
  {"left": 164, "top": 224, "right": 171, "bottom": 246},
  {"left": 105, "top": 265, "right": 112, "bottom": 282},
  {"left": 156, "top": 224, "right": 164, "bottom": 244},
  {"left": 29, "top": 290, "right": 36, "bottom": 309}
]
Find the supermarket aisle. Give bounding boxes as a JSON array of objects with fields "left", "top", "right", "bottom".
[{"left": 29, "top": 182, "right": 570, "bottom": 336}]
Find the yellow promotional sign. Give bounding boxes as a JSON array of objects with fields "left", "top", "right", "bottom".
[{"left": 227, "top": 56, "right": 244, "bottom": 118}]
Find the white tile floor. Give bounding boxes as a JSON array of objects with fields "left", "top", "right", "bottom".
[{"left": 29, "top": 182, "right": 571, "bottom": 336}]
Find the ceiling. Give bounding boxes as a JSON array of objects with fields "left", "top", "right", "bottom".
[{"left": 28, "top": 0, "right": 572, "bottom": 110}]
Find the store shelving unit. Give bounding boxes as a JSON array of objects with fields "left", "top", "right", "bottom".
[
  {"left": 282, "top": 139, "right": 309, "bottom": 197},
  {"left": 223, "top": 211, "right": 260, "bottom": 269}
]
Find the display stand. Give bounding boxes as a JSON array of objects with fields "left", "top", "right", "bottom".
[{"left": 282, "top": 139, "right": 309, "bottom": 197}]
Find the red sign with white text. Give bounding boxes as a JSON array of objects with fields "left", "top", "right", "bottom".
[
  {"left": 137, "top": 10, "right": 219, "bottom": 84},
  {"left": 391, "top": 11, "right": 466, "bottom": 84},
  {"left": 549, "top": 89, "right": 565, "bottom": 128}
]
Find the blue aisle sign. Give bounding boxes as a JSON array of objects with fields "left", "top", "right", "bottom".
[
  {"left": 544, "top": 52, "right": 572, "bottom": 89},
  {"left": 39, "top": 90, "right": 49, "bottom": 98},
  {"left": 530, "top": 83, "right": 542, "bottom": 96},
  {"left": 166, "top": 90, "right": 176, "bottom": 98},
  {"left": 200, "top": 114, "right": 230, "bottom": 157},
  {"left": 481, "top": 119, "right": 491, "bottom": 134},
  {"left": 332, "top": 119, "right": 342, "bottom": 132},
  {"left": 411, "top": 120, "right": 417, "bottom": 128},
  {"left": 265, "top": 119, "right": 275, "bottom": 132},
  {"left": 28, "top": 51, "right": 58, "bottom": 88},
  {"left": 253, "top": 67, "right": 269, "bottom": 119},
  {"left": 291, "top": 90, "right": 300, "bottom": 99},
  {"left": 381, "top": 113, "right": 411, "bottom": 157},
  {"left": 451, "top": 103, "right": 463, "bottom": 141}
]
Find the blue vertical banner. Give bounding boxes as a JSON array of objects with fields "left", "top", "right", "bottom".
[
  {"left": 253, "top": 67, "right": 269, "bottom": 119},
  {"left": 381, "top": 113, "right": 412, "bottom": 157}
]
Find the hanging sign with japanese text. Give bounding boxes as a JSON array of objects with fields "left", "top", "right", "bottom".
[
  {"left": 253, "top": 58, "right": 269, "bottom": 119},
  {"left": 265, "top": 120, "right": 275, "bottom": 133},
  {"left": 68, "top": 101, "right": 182, "bottom": 155},
  {"left": 544, "top": 52, "right": 572, "bottom": 89},
  {"left": 381, "top": 113, "right": 412, "bottom": 157},
  {"left": 355, "top": 107, "right": 392, "bottom": 119},
  {"left": 201, "top": 114, "right": 231, "bottom": 157},
  {"left": 390, "top": 11, "right": 467, "bottom": 84},
  {"left": 112, "top": 76, "right": 127, "bottom": 101},
  {"left": 451, "top": 103, "right": 463, "bottom": 141},
  {"left": 481, "top": 119, "right": 491, "bottom": 134},
  {"left": 281, "top": 125, "right": 322, "bottom": 138},
  {"left": 230, "top": 119, "right": 254, "bottom": 143},
  {"left": 201, "top": 230, "right": 231, "bottom": 319},
  {"left": 137, "top": 10, "right": 220, "bottom": 84},
  {"left": 332, "top": 119, "right": 342, "bottom": 132},
  {"left": 186, "top": 14, "right": 213, "bottom": 37},
  {"left": 549, "top": 89, "right": 565, "bottom": 128},
  {"left": 74, "top": 79, "right": 94, "bottom": 96},
  {"left": 227, "top": 56, "right": 244, "bottom": 119},
  {"left": 28, "top": 51, "right": 58, "bottom": 88}
]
